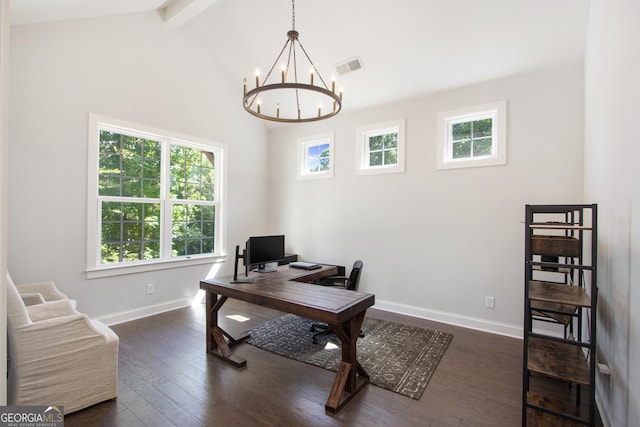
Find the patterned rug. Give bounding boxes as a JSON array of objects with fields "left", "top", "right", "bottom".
[{"left": 247, "top": 314, "right": 453, "bottom": 400}]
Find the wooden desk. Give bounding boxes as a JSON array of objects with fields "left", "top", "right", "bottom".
[{"left": 200, "top": 264, "right": 375, "bottom": 413}]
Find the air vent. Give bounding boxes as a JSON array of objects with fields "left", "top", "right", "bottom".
[{"left": 335, "top": 57, "right": 364, "bottom": 75}]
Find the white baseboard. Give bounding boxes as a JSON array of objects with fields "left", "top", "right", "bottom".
[
  {"left": 596, "top": 380, "right": 613, "bottom": 427},
  {"left": 98, "top": 295, "right": 525, "bottom": 338},
  {"left": 95, "top": 296, "right": 195, "bottom": 326},
  {"left": 373, "top": 299, "right": 523, "bottom": 339}
]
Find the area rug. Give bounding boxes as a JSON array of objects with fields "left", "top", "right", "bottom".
[{"left": 246, "top": 314, "right": 453, "bottom": 400}]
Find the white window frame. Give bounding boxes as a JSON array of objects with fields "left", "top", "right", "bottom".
[
  {"left": 436, "top": 100, "right": 507, "bottom": 170},
  {"left": 356, "top": 119, "right": 405, "bottom": 175},
  {"left": 86, "top": 113, "right": 227, "bottom": 278},
  {"left": 297, "top": 133, "right": 334, "bottom": 180}
]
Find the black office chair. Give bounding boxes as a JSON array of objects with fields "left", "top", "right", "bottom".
[{"left": 310, "top": 260, "right": 364, "bottom": 344}]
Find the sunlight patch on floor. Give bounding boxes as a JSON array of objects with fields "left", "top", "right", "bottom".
[{"left": 226, "top": 314, "right": 251, "bottom": 322}]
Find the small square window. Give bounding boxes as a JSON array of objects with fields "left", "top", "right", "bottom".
[
  {"left": 437, "top": 101, "right": 507, "bottom": 170},
  {"left": 356, "top": 119, "right": 405, "bottom": 175},
  {"left": 297, "top": 133, "right": 334, "bottom": 180}
]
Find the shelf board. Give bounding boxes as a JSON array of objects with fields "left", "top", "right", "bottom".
[
  {"left": 526, "top": 392, "right": 588, "bottom": 426},
  {"left": 531, "top": 265, "right": 572, "bottom": 274},
  {"left": 529, "top": 281, "right": 591, "bottom": 307},
  {"left": 527, "top": 337, "right": 591, "bottom": 385},
  {"left": 531, "top": 300, "right": 576, "bottom": 325},
  {"left": 529, "top": 223, "right": 592, "bottom": 231},
  {"left": 531, "top": 235, "right": 580, "bottom": 257}
]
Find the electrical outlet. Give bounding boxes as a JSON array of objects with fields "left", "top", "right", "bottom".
[
  {"left": 146, "top": 283, "right": 154, "bottom": 295},
  {"left": 485, "top": 296, "right": 495, "bottom": 309}
]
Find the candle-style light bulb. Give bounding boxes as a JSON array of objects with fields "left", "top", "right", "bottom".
[
  {"left": 276, "top": 103, "right": 280, "bottom": 119},
  {"left": 318, "top": 105, "right": 322, "bottom": 117},
  {"left": 255, "top": 70, "right": 260, "bottom": 87},
  {"left": 331, "top": 77, "right": 336, "bottom": 93},
  {"left": 339, "top": 88, "right": 343, "bottom": 101},
  {"left": 257, "top": 99, "right": 261, "bottom": 114},
  {"left": 310, "top": 67, "right": 315, "bottom": 85},
  {"left": 243, "top": 78, "right": 247, "bottom": 95},
  {"left": 281, "top": 65, "right": 287, "bottom": 83}
]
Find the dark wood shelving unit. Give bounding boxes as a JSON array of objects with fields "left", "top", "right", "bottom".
[{"left": 523, "top": 204, "right": 598, "bottom": 426}]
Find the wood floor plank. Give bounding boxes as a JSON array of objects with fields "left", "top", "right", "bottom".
[{"left": 62, "top": 299, "right": 600, "bottom": 426}]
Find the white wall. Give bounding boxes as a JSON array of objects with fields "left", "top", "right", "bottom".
[
  {"left": 584, "top": 1, "right": 640, "bottom": 426},
  {"left": 268, "top": 64, "right": 585, "bottom": 336},
  {"left": 0, "top": 0, "right": 10, "bottom": 406},
  {"left": 8, "top": 12, "right": 269, "bottom": 319}
]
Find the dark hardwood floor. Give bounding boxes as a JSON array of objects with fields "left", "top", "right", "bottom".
[{"left": 65, "top": 299, "right": 527, "bottom": 426}]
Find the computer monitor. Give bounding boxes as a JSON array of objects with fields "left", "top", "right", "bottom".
[{"left": 246, "top": 235, "right": 285, "bottom": 272}]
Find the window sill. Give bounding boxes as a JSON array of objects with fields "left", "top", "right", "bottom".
[{"left": 86, "top": 254, "right": 227, "bottom": 279}]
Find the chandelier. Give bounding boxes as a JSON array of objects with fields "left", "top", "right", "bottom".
[{"left": 243, "top": 0, "right": 342, "bottom": 123}]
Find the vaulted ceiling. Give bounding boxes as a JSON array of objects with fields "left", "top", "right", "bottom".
[{"left": 10, "top": 0, "right": 590, "bottom": 115}]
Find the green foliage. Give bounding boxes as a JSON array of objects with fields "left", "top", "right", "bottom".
[
  {"left": 451, "top": 118, "right": 493, "bottom": 159},
  {"left": 98, "top": 130, "right": 216, "bottom": 264},
  {"left": 368, "top": 132, "right": 398, "bottom": 166}
]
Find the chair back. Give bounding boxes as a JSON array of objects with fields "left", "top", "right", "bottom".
[{"left": 346, "top": 260, "right": 363, "bottom": 291}]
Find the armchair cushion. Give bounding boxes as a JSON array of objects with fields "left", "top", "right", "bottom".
[{"left": 20, "top": 292, "right": 46, "bottom": 306}]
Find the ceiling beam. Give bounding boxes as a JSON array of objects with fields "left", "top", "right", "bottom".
[{"left": 161, "top": 0, "right": 219, "bottom": 28}]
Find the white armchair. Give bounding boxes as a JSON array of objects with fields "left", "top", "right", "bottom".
[{"left": 6, "top": 274, "right": 119, "bottom": 413}]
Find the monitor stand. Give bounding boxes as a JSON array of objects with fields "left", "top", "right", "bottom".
[
  {"left": 253, "top": 262, "right": 278, "bottom": 273},
  {"left": 231, "top": 245, "right": 253, "bottom": 284}
]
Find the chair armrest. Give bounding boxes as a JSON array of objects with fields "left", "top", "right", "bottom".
[
  {"left": 16, "top": 281, "right": 68, "bottom": 301},
  {"left": 20, "top": 292, "right": 46, "bottom": 306},
  {"left": 26, "top": 299, "right": 78, "bottom": 322},
  {"left": 11, "top": 313, "right": 117, "bottom": 359}
]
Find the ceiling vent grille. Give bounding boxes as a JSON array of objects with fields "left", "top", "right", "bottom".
[{"left": 335, "top": 57, "right": 364, "bottom": 75}]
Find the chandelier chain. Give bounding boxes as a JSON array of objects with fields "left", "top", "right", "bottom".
[{"left": 291, "top": 0, "right": 296, "bottom": 30}]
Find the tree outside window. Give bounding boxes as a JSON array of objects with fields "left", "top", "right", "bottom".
[
  {"left": 89, "top": 117, "right": 223, "bottom": 272},
  {"left": 437, "top": 101, "right": 507, "bottom": 170},
  {"left": 298, "top": 133, "right": 334, "bottom": 180},
  {"left": 451, "top": 118, "right": 493, "bottom": 159},
  {"left": 356, "top": 119, "right": 405, "bottom": 175}
]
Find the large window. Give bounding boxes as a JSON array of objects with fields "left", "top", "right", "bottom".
[
  {"left": 356, "top": 119, "right": 405, "bottom": 175},
  {"left": 437, "top": 101, "right": 507, "bottom": 170},
  {"left": 87, "top": 114, "right": 225, "bottom": 277}
]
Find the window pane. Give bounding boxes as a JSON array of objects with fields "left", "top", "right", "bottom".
[
  {"left": 473, "top": 118, "right": 492, "bottom": 137},
  {"left": 100, "top": 201, "right": 160, "bottom": 264},
  {"left": 171, "top": 203, "right": 215, "bottom": 256},
  {"left": 453, "top": 140, "right": 471, "bottom": 159},
  {"left": 170, "top": 145, "right": 215, "bottom": 201},
  {"left": 319, "top": 156, "right": 330, "bottom": 171},
  {"left": 305, "top": 143, "right": 330, "bottom": 173},
  {"left": 383, "top": 133, "right": 398, "bottom": 149},
  {"left": 370, "top": 151, "right": 383, "bottom": 166},
  {"left": 369, "top": 135, "right": 383, "bottom": 151},
  {"left": 98, "top": 131, "right": 161, "bottom": 197},
  {"left": 452, "top": 122, "right": 471, "bottom": 140},
  {"left": 99, "top": 176, "right": 121, "bottom": 196},
  {"left": 384, "top": 148, "right": 398, "bottom": 165},
  {"left": 122, "top": 178, "right": 142, "bottom": 197},
  {"left": 473, "top": 137, "right": 493, "bottom": 156}
]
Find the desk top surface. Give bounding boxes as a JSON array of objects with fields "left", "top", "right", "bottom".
[{"left": 200, "top": 265, "right": 375, "bottom": 324}]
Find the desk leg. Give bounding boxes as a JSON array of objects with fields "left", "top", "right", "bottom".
[
  {"left": 205, "top": 292, "right": 249, "bottom": 368},
  {"left": 325, "top": 311, "right": 370, "bottom": 413}
]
